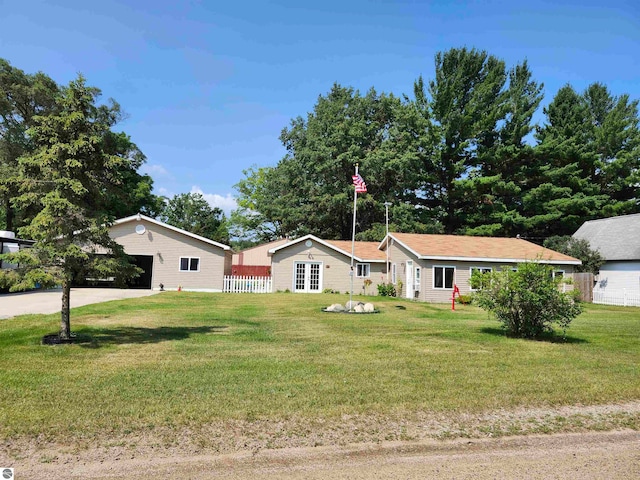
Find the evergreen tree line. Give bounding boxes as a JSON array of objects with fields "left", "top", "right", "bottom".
[{"left": 231, "top": 47, "right": 640, "bottom": 244}]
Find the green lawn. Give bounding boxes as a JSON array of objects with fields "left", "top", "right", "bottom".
[{"left": 1, "top": 292, "right": 639, "bottom": 441}]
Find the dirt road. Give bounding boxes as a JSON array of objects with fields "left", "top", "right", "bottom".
[{"left": 9, "top": 430, "right": 639, "bottom": 479}]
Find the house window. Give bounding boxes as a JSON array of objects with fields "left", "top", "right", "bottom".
[
  {"left": 415, "top": 267, "right": 421, "bottom": 289},
  {"left": 552, "top": 270, "right": 565, "bottom": 279},
  {"left": 391, "top": 263, "right": 397, "bottom": 284},
  {"left": 470, "top": 267, "right": 492, "bottom": 290},
  {"left": 179, "top": 257, "right": 200, "bottom": 272},
  {"left": 356, "top": 263, "right": 370, "bottom": 278},
  {"left": 433, "top": 266, "right": 455, "bottom": 289}
]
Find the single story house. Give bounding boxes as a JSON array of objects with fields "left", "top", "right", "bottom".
[
  {"left": 381, "top": 233, "right": 581, "bottom": 302},
  {"left": 269, "top": 234, "right": 387, "bottom": 294},
  {"left": 106, "top": 214, "right": 232, "bottom": 291},
  {"left": 232, "top": 238, "right": 289, "bottom": 276},
  {"left": 573, "top": 214, "right": 640, "bottom": 302}
]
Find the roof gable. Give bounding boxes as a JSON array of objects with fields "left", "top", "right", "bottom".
[
  {"left": 269, "top": 234, "right": 386, "bottom": 262},
  {"left": 113, "top": 214, "right": 231, "bottom": 250},
  {"left": 573, "top": 214, "right": 640, "bottom": 261},
  {"left": 384, "top": 232, "right": 580, "bottom": 264}
]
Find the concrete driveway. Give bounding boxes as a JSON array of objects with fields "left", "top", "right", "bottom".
[{"left": 0, "top": 288, "right": 159, "bottom": 319}]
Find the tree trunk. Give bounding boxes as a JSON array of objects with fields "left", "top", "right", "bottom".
[{"left": 60, "top": 280, "right": 71, "bottom": 340}]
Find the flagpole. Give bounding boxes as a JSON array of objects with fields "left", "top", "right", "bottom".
[{"left": 349, "top": 164, "right": 359, "bottom": 311}]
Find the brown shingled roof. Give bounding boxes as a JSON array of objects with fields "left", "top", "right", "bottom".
[
  {"left": 389, "top": 233, "right": 580, "bottom": 264},
  {"left": 324, "top": 240, "right": 387, "bottom": 261}
]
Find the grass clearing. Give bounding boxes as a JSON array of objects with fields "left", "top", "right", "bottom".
[{"left": 1, "top": 292, "right": 639, "bottom": 443}]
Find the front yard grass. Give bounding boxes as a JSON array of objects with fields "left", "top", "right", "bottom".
[{"left": 1, "top": 292, "right": 638, "bottom": 442}]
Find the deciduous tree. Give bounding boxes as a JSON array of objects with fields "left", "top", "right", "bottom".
[
  {"left": 0, "top": 58, "right": 58, "bottom": 230},
  {"left": 160, "top": 192, "right": 229, "bottom": 244}
]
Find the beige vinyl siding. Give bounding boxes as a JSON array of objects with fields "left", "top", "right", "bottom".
[
  {"left": 232, "top": 239, "right": 288, "bottom": 266},
  {"left": 109, "top": 219, "right": 228, "bottom": 291},
  {"left": 384, "top": 239, "right": 576, "bottom": 303},
  {"left": 271, "top": 241, "right": 384, "bottom": 294},
  {"left": 385, "top": 240, "right": 419, "bottom": 299}
]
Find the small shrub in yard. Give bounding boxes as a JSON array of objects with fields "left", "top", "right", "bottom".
[
  {"left": 473, "top": 261, "right": 583, "bottom": 339},
  {"left": 456, "top": 294, "right": 473, "bottom": 305},
  {"left": 377, "top": 282, "right": 396, "bottom": 297}
]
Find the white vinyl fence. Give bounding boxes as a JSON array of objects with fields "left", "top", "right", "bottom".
[
  {"left": 223, "top": 275, "right": 272, "bottom": 294},
  {"left": 593, "top": 290, "right": 640, "bottom": 307}
]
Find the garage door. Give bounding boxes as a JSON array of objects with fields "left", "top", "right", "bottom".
[{"left": 127, "top": 255, "right": 153, "bottom": 289}]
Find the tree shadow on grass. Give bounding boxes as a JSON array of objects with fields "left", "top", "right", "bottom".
[
  {"left": 61, "top": 325, "right": 228, "bottom": 348},
  {"left": 480, "top": 327, "right": 589, "bottom": 344}
]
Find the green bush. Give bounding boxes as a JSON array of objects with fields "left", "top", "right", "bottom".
[
  {"left": 473, "top": 261, "right": 582, "bottom": 338},
  {"left": 377, "top": 282, "right": 396, "bottom": 297},
  {"left": 456, "top": 294, "right": 473, "bottom": 305}
]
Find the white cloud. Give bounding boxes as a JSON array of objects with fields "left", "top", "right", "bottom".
[
  {"left": 190, "top": 186, "right": 237, "bottom": 216},
  {"left": 140, "top": 163, "right": 170, "bottom": 177}
]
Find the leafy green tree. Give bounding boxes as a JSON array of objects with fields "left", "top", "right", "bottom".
[
  {"left": 0, "top": 58, "right": 162, "bottom": 232},
  {"left": 101, "top": 131, "right": 165, "bottom": 219},
  {"left": 1, "top": 75, "right": 141, "bottom": 340},
  {"left": 473, "top": 261, "right": 582, "bottom": 338},
  {"left": 230, "top": 165, "right": 292, "bottom": 243},
  {"left": 0, "top": 58, "right": 59, "bottom": 230},
  {"left": 234, "top": 84, "right": 422, "bottom": 240},
  {"left": 161, "top": 192, "right": 229, "bottom": 244},
  {"left": 543, "top": 235, "right": 605, "bottom": 275}
]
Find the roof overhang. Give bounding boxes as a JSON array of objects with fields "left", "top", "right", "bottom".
[
  {"left": 269, "top": 234, "right": 385, "bottom": 263},
  {"left": 418, "top": 255, "right": 582, "bottom": 265},
  {"left": 0, "top": 237, "right": 35, "bottom": 246},
  {"left": 113, "top": 214, "right": 232, "bottom": 250},
  {"left": 380, "top": 233, "right": 581, "bottom": 265}
]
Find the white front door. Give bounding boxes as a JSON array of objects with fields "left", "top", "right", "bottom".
[
  {"left": 405, "top": 260, "right": 414, "bottom": 299},
  {"left": 294, "top": 262, "right": 322, "bottom": 293}
]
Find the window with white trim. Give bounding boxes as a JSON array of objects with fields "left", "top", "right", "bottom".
[
  {"left": 470, "top": 266, "right": 492, "bottom": 290},
  {"left": 433, "top": 266, "right": 455, "bottom": 289},
  {"left": 552, "top": 270, "right": 565, "bottom": 279},
  {"left": 415, "top": 267, "right": 421, "bottom": 289},
  {"left": 391, "top": 263, "right": 397, "bottom": 284},
  {"left": 179, "top": 257, "right": 200, "bottom": 272},
  {"left": 356, "top": 263, "right": 370, "bottom": 278}
]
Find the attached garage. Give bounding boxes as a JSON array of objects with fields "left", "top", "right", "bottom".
[
  {"left": 107, "top": 214, "right": 232, "bottom": 291},
  {"left": 127, "top": 255, "right": 154, "bottom": 289}
]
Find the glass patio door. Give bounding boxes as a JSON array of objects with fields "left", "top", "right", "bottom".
[{"left": 294, "top": 262, "right": 322, "bottom": 293}]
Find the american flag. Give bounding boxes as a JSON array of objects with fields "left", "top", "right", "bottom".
[{"left": 352, "top": 173, "right": 367, "bottom": 193}]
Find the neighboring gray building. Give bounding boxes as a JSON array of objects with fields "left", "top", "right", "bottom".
[{"left": 574, "top": 214, "right": 640, "bottom": 303}]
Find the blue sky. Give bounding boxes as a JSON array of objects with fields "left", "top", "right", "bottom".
[{"left": 1, "top": 0, "right": 638, "bottom": 214}]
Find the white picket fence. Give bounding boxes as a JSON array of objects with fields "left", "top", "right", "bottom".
[
  {"left": 593, "top": 290, "right": 640, "bottom": 307},
  {"left": 223, "top": 275, "right": 272, "bottom": 294}
]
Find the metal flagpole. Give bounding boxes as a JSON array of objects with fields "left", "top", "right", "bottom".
[
  {"left": 384, "top": 201, "right": 391, "bottom": 283},
  {"left": 349, "top": 164, "right": 359, "bottom": 311}
]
